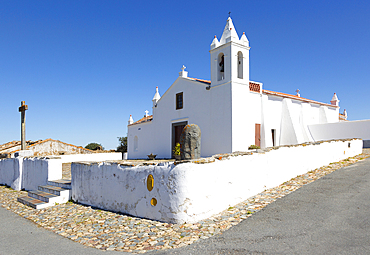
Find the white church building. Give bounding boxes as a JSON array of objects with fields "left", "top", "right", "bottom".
[{"left": 127, "top": 17, "right": 342, "bottom": 159}]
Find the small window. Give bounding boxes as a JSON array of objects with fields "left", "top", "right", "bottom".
[{"left": 176, "top": 92, "right": 183, "bottom": 110}]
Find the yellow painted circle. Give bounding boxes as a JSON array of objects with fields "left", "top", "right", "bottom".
[
  {"left": 150, "top": 198, "right": 157, "bottom": 206},
  {"left": 147, "top": 174, "right": 154, "bottom": 191}
]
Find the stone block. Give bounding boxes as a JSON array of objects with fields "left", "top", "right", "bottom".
[{"left": 180, "top": 124, "right": 201, "bottom": 160}]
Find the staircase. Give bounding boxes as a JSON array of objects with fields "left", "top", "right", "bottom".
[{"left": 17, "top": 179, "right": 72, "bottom": 209}]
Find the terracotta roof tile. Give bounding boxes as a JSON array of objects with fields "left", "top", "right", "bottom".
[
  {"left": 1, "top": 139, "right": 94, "bottom": 155},
  {"left": 129, "top": 77, "right": 338, "bottom": 128},
  {"left": 186, "top": 77, "right": 337, "bottom": 108},
  {"left": 129, "top": 115, "right": 153, "bottom": 126},
  {"left": 262, "top": 89, "right": 338, "bottom": 108},
  {"left": 188, "top": 77, "right": 211, "bottom": 84}
]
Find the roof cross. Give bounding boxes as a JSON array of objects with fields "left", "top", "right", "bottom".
[{"left": 228, "top": 12, "right": 231, "bottom": 17}]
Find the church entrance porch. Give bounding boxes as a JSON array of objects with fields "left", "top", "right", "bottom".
[{"left": 172, "top": 121, "right": 188, "bottom": 158}]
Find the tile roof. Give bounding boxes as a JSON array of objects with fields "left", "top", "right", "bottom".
[
  {"left": 128, "top": 78, "right": 339, "bottom": 128},
  {"left": 262, "top": 89, "right": 338, "bottom": 108},
  {"left": 187, "top": 77, "right": 211, "bottom": 84},
  {"left": 129, "top": 115, "right": 153, "bottom": 126},
  {"left": 0, "top": 139, "right": 94, "bottom": 155},
  {"left": 0, "top": 140, "right": 43, "bottom": 153},
  {"left": 187, "top": 77, "right": 337, "bottom": 108}
]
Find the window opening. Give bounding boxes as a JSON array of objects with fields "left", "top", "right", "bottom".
[
  {"left": 218, "top": 53, "right": 225, "bottom": 81},
  {"left": 237, "top": 51, "right": 243, "bottom": 79},
  {"left": 176, "top": 92, "right": 183, "bottom": 110}
]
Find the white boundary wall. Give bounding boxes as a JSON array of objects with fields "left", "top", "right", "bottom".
[
  {"left": 0, "top": 157, "right": 62, "bottom": 191},
  {"left": 58, "top": 152, "right": 122, "bottom": 163},
  {"left": 22, "top": 158, "right": 62, "bottom": 190},
  {"left": 72, "top": 139, "right": 362, "bottom": 224},
  {"left": 309, "top": 120, "right": 370, "bottom": 147},
  {"left": 0, "top": 157, "right": 22, "bottom": 190}
]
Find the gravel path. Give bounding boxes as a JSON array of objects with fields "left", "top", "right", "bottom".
[{"left": 1, "top": 149, "right": 369, "bottom": 253}]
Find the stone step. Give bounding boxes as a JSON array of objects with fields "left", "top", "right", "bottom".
[
  {"left": 17, "top": 196, "right": 51, "bottom": 209},
  {"left": 28, "top": 190, "right": 61, "bottom": 204},
  {"left": 38, "top": 185, "right": 71, "bottom": 202},
  {"left": 47, "top": 179, "right": 71, "bottom": 189}
]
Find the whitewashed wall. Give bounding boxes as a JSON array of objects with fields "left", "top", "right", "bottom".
[
  {"left": 0, "top": 157, "right": 62, "bottom": 191},
  {"left": 0, "top": 157, "right": 22, "bottom": 190},
  {"left": 128, "top": 77, "right": 232, "bottom": 159},
  {"left": 72, "top": 139, "right": 361, "bottom": 224},
  {"left": 261, "top": 96, "right": 338, "bottom": 148},
  {"left": 22, "top": 157, "right": 62, "bottom": 190},
  {"left": 232, "top": 84, "right": 261, "bottom": 151},
  {"left": 309, "top": 120, "right": 370, "bottom": 147},
  {"left": 58, "top": 152, "right": 122, "bottom": 163},
  {"left": 128, "top": 76, "right": 339, "bottom": 159}
]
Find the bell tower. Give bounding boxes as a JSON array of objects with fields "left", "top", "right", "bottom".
[{"left": 210, "top": 17, "right": 250, "bottom": 87}]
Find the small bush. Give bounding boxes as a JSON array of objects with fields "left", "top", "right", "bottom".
[
  {"left": 248, "top": 145, "right": 260, "bottom": 150},
  {"left": 85, "top": 143, "right": 104, "bottom": 150}
]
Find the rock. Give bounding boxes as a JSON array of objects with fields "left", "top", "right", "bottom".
[{"left": 180, "top": 124, "right": 201, "bottom": 160}]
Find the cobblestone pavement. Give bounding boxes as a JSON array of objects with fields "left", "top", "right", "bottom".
[{"left": 1, "top": 149, "right": 370, "bottom": 253}]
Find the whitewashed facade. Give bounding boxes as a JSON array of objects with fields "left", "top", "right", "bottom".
[{"left": 128, "top": 18, "right": 340, "bottom": 159}]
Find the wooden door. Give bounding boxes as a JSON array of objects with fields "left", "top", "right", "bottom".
[
  {"left": 174, "top": 125, "right": 185, "bottom": 145},
  {"left": 172, "top": 121, "right": 188, "bottom": 158},
  {"left": 255, "top": 124, "right": 261, "bottom": 147}
]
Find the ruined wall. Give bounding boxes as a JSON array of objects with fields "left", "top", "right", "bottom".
[
  {"left": 71, "top": 138, "right": 362, "bottom": 224},
  {"left": 25, "top": 139, "right": 93, "bottom": 156}
]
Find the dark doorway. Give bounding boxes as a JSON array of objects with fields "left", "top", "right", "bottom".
[
  {"left": 172, "top": 121, "right": 188, "bottom": 158},
  {"left": 271, "top": 129, "right": 276, "bottom": 147}
]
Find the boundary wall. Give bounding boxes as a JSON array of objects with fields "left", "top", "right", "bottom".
[
  {"left": 58, "top": 152, "right": 122, "bottom": 163},
  {"left": 0, "top": 157, "right": 62, "bottom": 191},
  {"left": 0, "top": 153, "right": 122, "bottom": 191},
  {"left": 309, "top": 120, "right": 370, "bottom": 147},
  {"left": 72, "top": 139, "right": 362, "bottom": 224}
]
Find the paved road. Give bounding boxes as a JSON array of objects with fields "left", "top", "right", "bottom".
[{"left": 1, "top": 158, "right": 370, "bottom": 255}]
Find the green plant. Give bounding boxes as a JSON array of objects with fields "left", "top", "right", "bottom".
[
  {"left": 116, "top": 137, "right": 127, "bottom": 152},
  {"left": 173, "top": 143, "right": 181, "bottom": 156},
  {"left": 85, "top": 142, "right": 104, "bottom": 151},
  {"left": 248, "top": 145, "right": 260, "bottom": 150}
]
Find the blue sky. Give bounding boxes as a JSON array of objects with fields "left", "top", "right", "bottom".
[{"left": 1, "top": 0, "right": 369, "bottom": 150}]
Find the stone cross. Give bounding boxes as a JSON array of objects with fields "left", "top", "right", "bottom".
[{"left": 18, "top": 101, "right": 28, "bottom": 150}]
